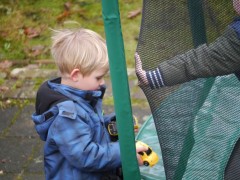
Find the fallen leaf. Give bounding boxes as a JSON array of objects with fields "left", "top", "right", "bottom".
[
  {"left": 0, "top": 31, "right": 8, "bottom": 38},
  {"left": 23, "top": 27, "right": 40, "bottom": 39},
  {"left": 57, "top": 2, "right": 72, "bottom": 22},
  {"left": 64, "top": 2, "right": 71, "bottom": 11},
  {"left": 127, "top": 8, "right": 142, "bottom": 19},
  {"left": 24, "top": 45, "right": 45, "bottom": 57},
  {"left": 0, "top": 60, "right": 12, "bottom": 70},
  {"left": 57, "top": 10, "right": 71, "bottom": 22},
  {"left": 0, "top": 86, "right": 9, "bottom": 93}
]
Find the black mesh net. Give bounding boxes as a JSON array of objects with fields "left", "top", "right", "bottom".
[{"left": 135, "top": 0, "right": 240, "bottom": 179}]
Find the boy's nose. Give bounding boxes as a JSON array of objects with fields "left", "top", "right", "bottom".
[{"left": 100, "top": 79, "right": 105, "bottom": 85}]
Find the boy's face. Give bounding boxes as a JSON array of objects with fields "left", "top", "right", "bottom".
[
  {"left": 76, "top": 69, "right": 106, "bottom": 91},
  {"left": 233, "top": 0, "right": 240, "bottom": 15}
]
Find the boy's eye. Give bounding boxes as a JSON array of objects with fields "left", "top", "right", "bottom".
[{"left": 96, "top": 76, "right": 103, "bottom": 80}]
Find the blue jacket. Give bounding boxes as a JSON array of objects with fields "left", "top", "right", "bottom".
[{"left": 32, "top": 78, "right": 121, "bottom": 180}]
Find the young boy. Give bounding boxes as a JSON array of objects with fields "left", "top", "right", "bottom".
[
  {"left": 135, "top": 0, "right": 240, "bottom": 88},
  {"left": 32, "top": 28, "right": 146, "bottom": 180}
]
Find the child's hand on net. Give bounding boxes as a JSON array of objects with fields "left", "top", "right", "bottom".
[
  {"left": 135, "top": 52, "right": 148, "bottom": 86},
  {"left": 135, "top": 143, "right": 148, "bottom": 165}
]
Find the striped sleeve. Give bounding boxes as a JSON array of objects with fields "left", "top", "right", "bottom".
[{"left": 146, "top": 68, "right": 165, "bottom": 89}]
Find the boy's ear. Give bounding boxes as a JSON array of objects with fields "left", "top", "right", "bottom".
[{"left": 70, "top": 69, "right": 83, "bottom": 81}]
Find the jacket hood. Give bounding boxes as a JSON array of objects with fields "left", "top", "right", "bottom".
[
  {"left": 32, "top": 77, "right": 106, "bottom": 141},
  {"left": 35, "top": 78, "right": 69, "bottom": 115},
  {"left": 33, "top": 78, "right": 70, "bottom": 141}
]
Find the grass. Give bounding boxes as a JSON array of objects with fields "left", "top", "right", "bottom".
[
  {"left": 0, "top": 0, "right": 235, "bottom": 68},
  {"left": 0, "top": 0, "right": 142, "bottom": 108},
  {"left": 0, "top": 0, "right": 141, "bottom": 67}
]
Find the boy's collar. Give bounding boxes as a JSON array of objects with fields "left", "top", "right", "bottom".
[
  {"left": 49, "top": 77, "right": 106, "bottom": 107},
  {"left": 85, "top": 85, "right": 106, "bottom": 107},
  {"left": 50, "top": 77, "right": 106, "bottom": 97},
  {"left": 85, "top": 85, "right": 106, "bottom": 100}
]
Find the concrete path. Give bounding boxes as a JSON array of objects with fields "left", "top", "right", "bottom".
[{"left": 0, "top": 66, "right": 151, "bottom": 179}]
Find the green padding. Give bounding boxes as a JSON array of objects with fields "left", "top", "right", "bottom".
[
  {"left": 102, "top": 1, "right": 140, "bottom": 179},
  {"left": 136, "top": 74, "right": 240, "bottom": 179}
]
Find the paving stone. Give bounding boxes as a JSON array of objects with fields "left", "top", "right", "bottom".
[
  {"left": 26, "top": 140, "right": 44, "bottom": 174},
  {"left": 8, "top": 105, "right": 36, "bottom": 137},
  {"left": 0, "top": 106, "right": 18, "bottom": 133},
  {"left": 18, "top": 83, "right": 36, "bottom": 99},
  {"left": 22, "top": 174, "right": 45, "bottom": 180},
  {"left": 0, "top": 174, "right": 17, "bottom": 180},
  {"left": 0, "top": 138, "right": 38, "bottom": 173}
]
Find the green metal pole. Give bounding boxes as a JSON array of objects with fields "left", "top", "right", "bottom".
[
  {"left": 187, "top": 0, "right": 207, "bottom": 47},
  {"left": 101, "top": 0, "right": 141, "bottom": 179}
]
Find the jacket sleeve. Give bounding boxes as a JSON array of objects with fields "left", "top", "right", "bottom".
[
  {"left": 51, "top": 102, "right": 121, "bottom": 172},
  {"left": 103, "top": 112, "right": 116, "bottom": 124},
  {"left": 150, "top": 26, "right": 240, "bottom": 87}
]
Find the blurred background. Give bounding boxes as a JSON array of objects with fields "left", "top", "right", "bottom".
[{"left": 0, "top": 0, "right": 143, "bottom": 108}]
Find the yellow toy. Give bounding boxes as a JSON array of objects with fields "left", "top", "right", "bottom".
[
  {"left": 133, "top": 115, "right": 139, "bottom": 130},
  {"left": 136, "top": 141, "right": 159, "bottom": 167}
]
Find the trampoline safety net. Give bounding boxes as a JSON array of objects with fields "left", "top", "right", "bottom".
[{"left": 135, "top": 0, "right": 240, "bottom": 180}]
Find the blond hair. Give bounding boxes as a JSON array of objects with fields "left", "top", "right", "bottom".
[{"left": 51, "top": 28, "right": 109, "bottom": 76}]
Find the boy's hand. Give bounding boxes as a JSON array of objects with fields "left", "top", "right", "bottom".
[
  {"left": 233, "top": 0, "right": 240, "bottom": 15},
  {"left": 135, "top": 143, "right": 148, "bottom": 165},
  {"left": 135, "top": 52, "right": 148, "bottom": 86}
]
